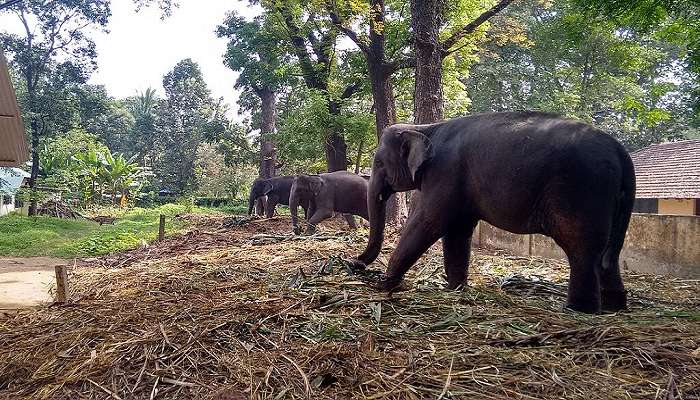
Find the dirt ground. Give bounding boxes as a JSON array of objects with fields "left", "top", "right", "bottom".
[
  {"left": 0, "top": 257, "right": 67, "bottom": 309},
  {"left": 0, "top": 215, "right": 698, "bottom": 399}
]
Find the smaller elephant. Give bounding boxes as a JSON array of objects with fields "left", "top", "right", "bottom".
[
  {"left": 290, "top": 171, "right": 369, "bottom": 235},
  {"left": 248, "top": 176, "right": 309, "bottom": 218}
]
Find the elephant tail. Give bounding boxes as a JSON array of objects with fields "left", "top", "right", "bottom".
[{"left": 602, "top": 148, "right": 636, "bottom": 270}]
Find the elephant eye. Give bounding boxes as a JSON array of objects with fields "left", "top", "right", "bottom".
[{"left": 375, "top": 160, "right": 383, "bottom": 168}]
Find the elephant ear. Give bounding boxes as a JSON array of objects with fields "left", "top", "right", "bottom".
[
  {"left": 309, "top": 176, "right": 324, "bottom": 196},
  {"left": 401, "top": 130, "right": 433, "bottom": 187},
  {"left": 262, "top": 182, "right": 274, "bottom": 196}
]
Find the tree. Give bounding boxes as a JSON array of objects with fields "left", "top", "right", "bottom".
[
  {"left": 325, "top": 0, "right": 415, "bottom": 222},
  {"left": 124, "top": 88, "right": 160, "bottom": 166},
  {"left": 218, "top": 12, "right": 291, "bottom": 214},
  {"left": 574, "top": 0, "right": 700, "bottom": 118},
  {"left": 466, "top": 0, "right": 698, "bottom": 150},
  {"left": 0, "top": 0, "right": 177, "bottom": 215},
  {"left": 410, "top": 0, "right": 516, "bottom": 123},
  {"left": 264, "top": 0, "right": 362, "bottom": 172},
  {"left": 75, "top": 85, "right": 136, "bottom": 155},
  {"left": 0, "top": 1, "right": 111, "bottom": 214},
  {"left": 154, "top": 59, "right": 217, "bottom": 194}
]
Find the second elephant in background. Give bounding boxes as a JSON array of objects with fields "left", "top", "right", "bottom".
[{"left": 289, "top": 171, "right": 369, "bottom": 235}]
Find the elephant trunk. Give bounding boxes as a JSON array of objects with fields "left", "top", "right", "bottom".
[
  {"left": 289, "top": 184, "right": 301, "bottom": 234},
  {"left": 247, "top": 189, "right": 256, "bottom": 216},
  {"left": 355, "top": 175, "right": 387, "bottom": 266}
]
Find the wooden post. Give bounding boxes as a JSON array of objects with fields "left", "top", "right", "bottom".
[
  {"left": 158, "top": 214, "right": 166, "bottom": 242},
  {"left": 54, "top": 265, "right": 69, "bottom": 303}
]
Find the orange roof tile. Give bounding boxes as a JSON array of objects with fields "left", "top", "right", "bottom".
[{"left": 630, "top": 139, "right": 700, "bottom": 199}]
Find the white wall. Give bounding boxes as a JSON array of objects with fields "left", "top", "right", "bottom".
[{"left": 0, "top": 194, "right": 15, "bottom": 216}]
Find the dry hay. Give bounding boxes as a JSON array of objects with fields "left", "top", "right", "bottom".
[
  {"left": 0, "top": 215, "right": 698, "bottom": 399},
  {"left": 36, "top": 200, "right": 83, "bottom": 219}
]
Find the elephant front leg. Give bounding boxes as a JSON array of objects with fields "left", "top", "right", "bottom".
[
  {"left": 379, "top": 211, "right": 442, "bottom": 291},
  {"left": 265, "top": 198, "right": 278, "bottom": 218},
  {"left": 442, "top": 223, "right": 477, "bottom": 290},
  {"left": 305, "top": 209, "right": 333, "bottom": 235}
]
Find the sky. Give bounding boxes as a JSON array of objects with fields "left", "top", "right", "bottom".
[{"left": 1, "top": 0, "right": 262, "bottom": 119}]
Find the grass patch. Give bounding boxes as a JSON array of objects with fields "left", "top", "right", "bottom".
[{"left": 0, "top": 204, "right": 233, "bottom": 259}]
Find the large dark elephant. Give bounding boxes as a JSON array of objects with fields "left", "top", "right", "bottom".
[
  {"left": 247, "top": 176, "right": 308, "bottom": 218},
  {"left": 350, "top": 111, "right": 636, "bottom": 314},
  {"left": 289, "top": 171, "right": 369, "bottom": 235}
]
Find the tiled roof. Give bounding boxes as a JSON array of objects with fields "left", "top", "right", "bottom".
[
  {"left": 0, "top": 48, "right": 29, "bottom": 167},
  {"left": 630, "top": 139, "right": 700, "bottom": 199}
]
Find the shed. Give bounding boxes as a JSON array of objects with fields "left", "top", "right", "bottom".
[
  {"left": 0, "top": 47, "right": 29, "bottom": 167},
  {"left": 630, "top": 139, "right": 700, "bottom": 216}
]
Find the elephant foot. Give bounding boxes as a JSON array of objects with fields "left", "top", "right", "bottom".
[
  {"left": 346, "top": 258, "right": 367, "bottom": 271},
  {"left": 601, "top": 289, "right": 628, "bottom": 313},
  {"left": 564, "top": 297, "right": 601, "bottom": 315},
  {"left": 305, "top": 225, "right": 317, "bottom": 235},
  {"left": 293, "top": 226, "right": 302, "bottom": 235},
  {"left": 445, "top": 281, "right": 467, "bottom": 290},
  {"left": 372, "top": 275, "right": 406, "bottom": 293}
]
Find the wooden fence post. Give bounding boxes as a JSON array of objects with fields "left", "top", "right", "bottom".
[
  {"left": 54, "top": 265, "right": 69, "bottom": 303},
  {"left": 159, "top": 214, "right": 166, "bottom": 242}
]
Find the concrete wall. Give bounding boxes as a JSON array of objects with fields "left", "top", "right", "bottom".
[
  {"left": 658, "top": 198, "right": 696, "bottom": 216},
  {"left": 473, "top": 213, "right": 700, "bottom": 278}
]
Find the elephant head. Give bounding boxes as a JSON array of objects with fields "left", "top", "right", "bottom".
[
  {"left": 290, "top": 174, "right": 322, "bottom": 234},
  {"left": 353, "top": 124, "right": 434, "bottom": 267},
  {"left": 248, "top": 178, "right": 273, "bottom": 215}
]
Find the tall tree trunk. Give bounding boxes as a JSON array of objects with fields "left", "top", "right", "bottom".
[
  {"left": 354, "top": 137, "right": 364, "bottom": 174},
  {"left": 368, "top": 62, "right": 407, "bottom": 223},
  {"left": 411, "top": 0, "right": 445, "bottom": 124},
  {"left": 28, "top": 124, "right": 39, "bottom": 217},
  {"left": 367, "top": 0, "right": 406, "bottom": 224},
  {"left": 324, "top": 131, "right": 349, "bottom": 172},
  {"left": 256, "top": 87, "right": 277, "bottom": 215},
  {"left": 327, "top": 100, "right": 349, "bottom": 172}
]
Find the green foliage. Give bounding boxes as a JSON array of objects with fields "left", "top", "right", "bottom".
[
  {"left": 195, "top": 143, "right": 257, "bottom": 199},
  {"left": 466, "top": 0, "right": 698, "bottom": 150},
  {"left": 0, "top": 204, "right": 217, "bottom": 258},
  {"left": 154, "top": 59, "right": 218, "bottom": 194},
  {"left": 273, "top": 86, "right": 377, "bottom": 173}
]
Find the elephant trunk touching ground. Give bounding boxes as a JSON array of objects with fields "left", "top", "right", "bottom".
[
  {"left": 289, "top": 181, "right": 305, "bottom": 235},
  {"left": 354, "top": 170, "right": 388, "bottom": 267}
]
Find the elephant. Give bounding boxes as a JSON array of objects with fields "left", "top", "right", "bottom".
[
  {"left": 349, "top": 111, "right": 636, "bottom": 314},
  {"left": 289, "top": 171, "right": 370, "bottom": 235},
  {"left": 247, "top": 176, "right": 308, "bottom": 218}
]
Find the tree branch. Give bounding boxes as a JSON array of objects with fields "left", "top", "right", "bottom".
[
  {"left": 340, "top": 81, "right": 362, "bottom": 99},
  {"left": 325, "top": 1, "right": 370, "bottom": 54},
  {"left": 274, "top": 4, "right": 325, "bottom": 90},
  {"left": 441, "top": 0, "right": 516, "bottom": 55},
  {"left": 386, "top": 56, "right": 416, "bottom": 73}
]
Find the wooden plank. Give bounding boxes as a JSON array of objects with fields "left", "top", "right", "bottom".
[
  {"left": 158, "top": 215, "right": 165, "bottom": 242},
  {"left": 54, "top": 265, "right": 69, "bottom": 303}
]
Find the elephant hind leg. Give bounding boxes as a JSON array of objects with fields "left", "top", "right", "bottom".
[
  {"left": 599, "top": 233, "right": 627, "bottom": 312},
  {"left": 343, "top": 214, "right": 358, "bottom": 229},
  {"left": 552, "top": 220, "right": 608, "bottom": 314},
  {"left": 442, "top": 221, "right": 477, "bottom": 289}
]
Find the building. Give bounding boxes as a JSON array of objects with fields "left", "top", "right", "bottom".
[
  {"left": 0, "top": 47, "right": 29, "bottom": 168},
  {"left": 0, "top": 167, "right": 29, "bottom": 216},
  {"left": 631, "top": 139, "right": 700, "bottom": 216}
]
